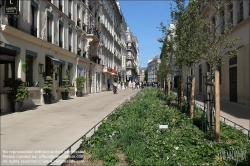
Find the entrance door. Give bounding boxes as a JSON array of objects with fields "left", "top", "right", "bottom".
[{"left": 229, "top": 67, "right": 237, "bottom": 102}]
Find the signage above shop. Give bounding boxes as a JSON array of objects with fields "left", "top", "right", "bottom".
[{"left": 4, "top": 0, "right": 19, "bottom": 15}]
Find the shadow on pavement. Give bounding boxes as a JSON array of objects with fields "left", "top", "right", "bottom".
[{"left": 195, "top": 94, "right": 250, "bottom": 120}]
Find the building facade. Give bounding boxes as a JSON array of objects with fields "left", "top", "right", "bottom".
[
  {"left": 147, "top": 55, "right": 161, "bottom": 84},
  {"left": 184, "top": 0, "right": 250, "bottom": 106},
  {"left": 0, "top": 0, "right": 133, "bottom": 112},
  {"left": 139, "top": 66, "right": 146, "bottom": 82},
  {"left": 125, "top": 27, "right": 139, "bottom": 82}
]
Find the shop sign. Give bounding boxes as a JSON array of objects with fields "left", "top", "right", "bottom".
[{"left": 4, "top": 0, "right": 19, "bottom": 15}]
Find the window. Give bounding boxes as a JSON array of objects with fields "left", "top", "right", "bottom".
[
  {"left": 59, "top": 0, "right": 63, "bottom": 12},
  {"left": 68, "top": 0, "right": 72, "bottom": 19},
  {"left": 228, "top": 3, "right": 233, "bottom": 26},
  {"left": 67, "top": 65, "right": 72, "bottom": 86},
  {"left": 47, "top": 17, "right": 52, "bottom": 43},
  {"left": 229, "top": 56, "right": 237, "bottom": 65},
  {"left": 59, "top": 64, "right": 63, "bottom": 87},
  {"left": 68, "top": 29, "right": 72, "bottom": 52},
  {"left": 26, "top": 55, "right": 33, "bottom": 87},
  {"left": 102, "top": 74, "right": 105, "bottom": 84},
  {"left": 30, "top": 6, "right": 37, "bottom": 37},
  {"left": 220, "top": 10, "right": 225, "bottom": 34},
  {"left": 238, "top": 0, "right": 244, "bottom": 24},
  {"left": 4, "top": 63, "right": 15, "bottom": 87},
  {"left": 59, "top": 24, "right": 63, "bottom": 48}
]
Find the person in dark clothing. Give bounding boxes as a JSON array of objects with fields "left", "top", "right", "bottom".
[{"left": 107, "top": 78, "right": 110, "bottom": 91}]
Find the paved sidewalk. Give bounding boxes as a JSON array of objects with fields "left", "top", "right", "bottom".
[
  {"left": 172, "top": 89, "right": 249, "bottom": 130},
  {"left": 0, "top": 88, "right": 138, "bottom": 166}
]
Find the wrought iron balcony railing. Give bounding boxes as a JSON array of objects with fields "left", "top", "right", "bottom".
[
  {"left": 8, "top": 15, "right": 18, "bottom": 28},
  {"left": 87, "top": 26, "right": 100, "bottom": 39},
  {"left": 30, "top": 25, "right": 37, "bottom": 37},
  {"left": 47, "top": 35, "right": 52, "bottom": 43},
  {"left": 59, "top": 41, "right": 63, "bottom": 47}
]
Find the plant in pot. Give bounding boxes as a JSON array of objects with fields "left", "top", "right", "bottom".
[
  {"left": 7, "top": 78, "right": 29, "bottom": 112},
  {"left": 75, "top": 76, "right": 86, "bottom": 97},
  {"left": 61, "top": 75, "right": 70, "bottom": 100},
  {"left": 42, "top": 76, "right": 53, "bottom": 104}
]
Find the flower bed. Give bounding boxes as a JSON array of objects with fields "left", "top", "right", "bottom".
[{"left": 79, "top": 88, "right": 250, "bottom": 166}]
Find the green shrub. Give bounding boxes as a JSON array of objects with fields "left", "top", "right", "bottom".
[
  {"left": 80, "top": 88, "right": 250, "bottom": 166},
  {"left": 43, "top": 76, "right": 53, "bottom": 94}
]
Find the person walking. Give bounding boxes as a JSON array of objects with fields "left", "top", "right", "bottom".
[
  {"left": 107, "top": 78, "right": 110, "bottom": 91},
  {"left": 122, "top": 82, "right": 125, "bottom": 90},
  {"left": 132, "top": 81, "right": 135, "bottom": 90},
  {"left": 113, "top": 79, "right": 118, "bottom": 94}
]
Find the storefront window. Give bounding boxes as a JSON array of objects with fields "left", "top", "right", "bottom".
[
  {"left": 4, "top": 63, "right": 15, "bottom": 87},
  {"left": 26, "top": 55, "right": 33, "bottom": 87}
]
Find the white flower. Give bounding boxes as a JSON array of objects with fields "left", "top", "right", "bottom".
[
  {"left": 167, "top": 156, "right": 169, "bottom": 160},
  {"left": 174, "top": 146, "right": 179, "bottom": 150},
  {"left": 173, "top": 153, "right": 176, "bottom": 156}
]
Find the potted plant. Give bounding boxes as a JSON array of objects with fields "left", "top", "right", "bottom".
[
  {"left": 7, "top": 78, "right": 29, "bottom": 112},
  {"left": 42, "top": 76, "right": 53, "bottom": 104},
  {"left": 61, "top": 75, "right": 70, "bottom": 100},
  {"left": 75, "top": 76, "right": 86, "bottom": 97}
]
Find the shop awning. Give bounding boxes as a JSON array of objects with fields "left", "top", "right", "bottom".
[
  {"left": 46, "top": 55, "right": 60, "bottom": 66},
  {"left": 0, "top": 46, "right": 16, "bottom": 64}
]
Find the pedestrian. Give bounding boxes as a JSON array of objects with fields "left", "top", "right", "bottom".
[
  {"left": 118, "top": 81, "right": 121, "bottom": 90},
  {"left": 139, "top": 81, "right": 142, "bottom": 89},
  {"left": 132, "top": 81, "right": 136, "bottom": 90},
  {"left": 136, "top": 81, "right": 139, "bottom": 90},
  {"left": 122, "top": 82, "right": 125, "bottom": 90},
  {"left": 107, "top": 78, "right": 110, "bottom": 91},
  {"left": 113, "top": 79, "right": 118, "bottom": 94}
]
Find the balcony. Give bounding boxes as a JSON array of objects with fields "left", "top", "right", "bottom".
[
  {"left": 69, "top": 45, "right": 71, "bottom": 52},
  {"left": 59, "top": 4, "right": 63, "bottom": 12},
  {"left": 126, "top": 55, "right": 133, "bottom": 60},
  {"left": 68, "top": 12, "right": 71, "bottom": 19},
  {"left": 86, "top": 25, "right": 100, "bottom": 42},
  {"left": 126, "top": 65, "right": 133, "bottom": 69},
  {"left": 77, "top": 49, "right": 81, "bottom": 56},
  {"left": 82, "top": 23, "right": 86, "bottom": 31},
  {"left": 30, "top": 25, "right": 37, "bottom": 37},
  {"left": 8, "top": 15, "right": 18, "bottom": 28},
  {"left": 126, "top": 46, "right": 132, "bottom": 51},
  {"left": 237, "top": 11, "right": 243, "bottom": 24},
  {"left": 59, "top": 41, "right": 63, "bottom": 48},
  {"left": 47, "top": 35, "right": 52, "bottom": 43}
]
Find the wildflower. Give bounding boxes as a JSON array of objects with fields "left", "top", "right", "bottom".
[{"left": 174, "top": 146, "right": 179, "bottom": 150}]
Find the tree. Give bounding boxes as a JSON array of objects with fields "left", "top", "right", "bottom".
[{"left": 144, "top": 68, "right": 148, "bottom": 82}]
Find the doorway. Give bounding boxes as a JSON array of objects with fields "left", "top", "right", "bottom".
[{"left": 229, "top": 67, "right": 237, "bottom": 102}]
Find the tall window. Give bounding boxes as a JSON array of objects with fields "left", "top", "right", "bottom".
[
  {"left": 67, "top": 65, "right": 72, "bottom": 86},
  {"left": 59, "top": 0, "right": 63, "bottom": 12},
  {"left": 220, "top": 10, "right": 225, "bottom": 34},
  {"left": 68, "top": 0, "right": 72, "bottom": 19},
  {"left": 4, "top": 63, "right": 15, "bottom": 87},
  {"left": 30, "top": 6, "right": 37, "bottom": 37},
  {"left": 59, "top": 64, "right": 63, "bottom": 87},
  {"left": 59, "top": 24, "right": 63, "bottom": 47},
  {"left": 238, "top": 0, "right": 244, "bottom": 23},
  {"left": 47, "top": 17, "right": 52, "bottom": 43},
  {"left": 26, "top": 55, "right": 33, "bottom": 87},
  {"left": 68, "top": 30, "right": 72, "bottom": 52},
  {"left": 228, "top": 3, "right": 233, "bottom": 26}
]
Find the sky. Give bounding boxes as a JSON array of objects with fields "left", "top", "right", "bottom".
[{"left": 118, "top": 0, "right": 188, "bottom": 67}]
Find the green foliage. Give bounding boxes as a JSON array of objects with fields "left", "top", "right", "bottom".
[
  {"left": 75, "top": 76, "right": 86, "bottom": 91},
  {"left": 42, "top": 76, "right": 53, "bottom": 94},
  {"left": 80, "top": 88, "right": 249, "bottom": 165},
  {"left": 61, "top": 76, "right": 70, "bottom": 92},
  {"left": 7, "top": 78, "right": 29, "bottom": 102}
]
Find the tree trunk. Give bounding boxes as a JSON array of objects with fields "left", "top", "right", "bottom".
[
  {"left": 167, "top": 80, "right": 170, "bottom": 95},
  {"left": 215, "top": 70, "right": 220, "bottom": 143},
  {"left": 190, "top": 77, "right": 195, "bottom": 118}
]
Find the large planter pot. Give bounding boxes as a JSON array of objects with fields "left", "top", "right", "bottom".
[
  {"left": 43, "top": 94, "right": 52, "bottom": 104},
  {"left": 10, "top": 101, "right": 23, "bottom": 112},
  {"left": 61, "top": 92, "right": 69, "bottom": 100},
  {"left": 76, "top": 91, "right": 83, "bottom": 97}
]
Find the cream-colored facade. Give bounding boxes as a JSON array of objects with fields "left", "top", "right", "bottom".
[
  {"left": 0, "top": 0, "right": 131, "bottom": 112},
  {"left": 182, "top": 0, "right": 250, "bottom": 106}
]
